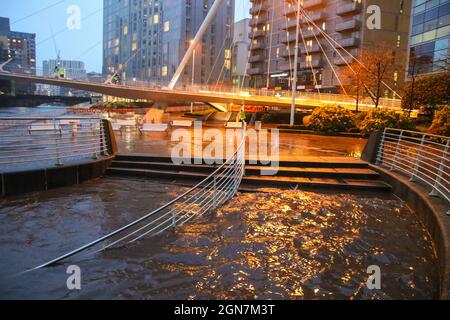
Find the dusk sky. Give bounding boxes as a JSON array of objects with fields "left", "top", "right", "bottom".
[{"left": 2, "top": 0, "right": 250, "bottom": 73}]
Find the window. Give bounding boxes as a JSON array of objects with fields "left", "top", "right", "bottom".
[
  {"left": 162, "top": 66, "right": 167, "bottom": 77},
  {"left": 164, "top": 21, "right": 170, "bottom": 32},
  {"left": 153, "top": 14, "right": 159, "bottom": 24}
]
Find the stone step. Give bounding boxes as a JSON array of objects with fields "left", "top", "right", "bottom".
[
  {"left": 114, "top": 154, "right": 370, "bottom": 169},
  {"left": 111, "top": 160, "right": 380, "bottom": 180},
  {"left": 107, "top": 167, "right": 391, "bottom": 191}
]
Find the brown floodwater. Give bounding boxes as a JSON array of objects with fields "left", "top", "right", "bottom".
[{"left": 0, "top": 176, "right": 438, "bottom": 300}]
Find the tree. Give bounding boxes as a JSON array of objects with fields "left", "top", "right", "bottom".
[
  {"left": 357, "top": 46, "right": 399, "bottom": 108},
  {"left": 339, "top": 45, "right": 400, "bottom": 108},
  {"left": 341, "top": 61, "right": 367, "bottom": 112},
  {"left": 402, "top": 71, "right": 450, "bottom": 116}
]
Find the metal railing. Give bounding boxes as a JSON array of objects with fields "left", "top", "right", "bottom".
[
  {"left": 27, "top": 125, "right": 246, "bottom": 271},
  {"left": 0, "top": 117, "right": 110, "bottom": 172},
  {"left": 3, "top": 69, "right": 402, "bottom": 110},
  {"left": 376, "top": 128, "right": 450, "bottom": 215}
]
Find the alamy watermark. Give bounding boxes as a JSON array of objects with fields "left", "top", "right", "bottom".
[
  {"left": 66, "top": 265, "right": 81, "bottom": 290},
  {"left": 170, "top": 122, "right": 280, "bottom": 175},
  {"left": 66, "top": 5, "right": 81, "bottom": 30}
]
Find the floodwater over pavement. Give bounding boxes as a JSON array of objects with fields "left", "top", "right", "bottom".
[{"left": 0, "top": 176, "right": 438, "bottom": 299}]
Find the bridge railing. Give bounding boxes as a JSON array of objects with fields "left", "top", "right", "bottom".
[
  {"left": 0, "top": 117, "right": 110, "bottom": 172},
  {"left": 376, "top": 128, "right": 450, "bottom": 214},
  {"left": 28, "top": 125, "right": 246, "bottom": 270}
]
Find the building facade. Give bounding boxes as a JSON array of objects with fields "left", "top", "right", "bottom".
[
  {"left": 232, "top": 18, "right": 251, "bottom": 87},
  {"left": 408, "top": 0, "right": 450, "bottom": 77},
  {"left": 42, "top": 59, "right": 87, "bottom": 96},
  {"left": 0, "top": 17, "right": 36, "bottom": 94},
  {"left": 248, "top": 0, "right": 411, "bottom": 95},
  {"left": 102, "top": 0, "right": 235, "bottom": 86}
]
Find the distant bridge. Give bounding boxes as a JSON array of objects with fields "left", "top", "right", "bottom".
[{"left": 0, "top": 72, "right": 402, "bottom": 111}]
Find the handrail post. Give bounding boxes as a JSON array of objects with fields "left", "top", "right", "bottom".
[
  {"left": 375, "top": 128, "right": 387, "bottom": 166},
  {"left": 430, "top": 138, "right": 450, "bottom": 197},
  {"left": 390, "top": 130, "right": 404, "bottom": 171},
  {"left": 54, "top": 118, "right": 63, "bottom": 167},
  {"left": 92, "top": 121, "right": 99, "bottom": 160},
  {"left": 212, "top": 175, "right": 217, "bottom": 210},
  {"left": 410, "top": 134, "right": 426, "bottom": 182}
]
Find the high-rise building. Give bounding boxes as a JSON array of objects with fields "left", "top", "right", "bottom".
[
  {"left": 0, "top": 17, "right": 36, "bottom": 94},
  {"left": 42, "top": 59, "right": 87, "bottom": 96},
  {"left": 407, "top": 0, "right": 450, "bottom": 77},
  {"left": 247, "top": 0, "right": 411, "bottom": 95},
  {"left": 102, "top": 0, "right": 235, "bottom": 86},
  {"left": 232, "top": 18, "right": 251, "bottom": 87}
]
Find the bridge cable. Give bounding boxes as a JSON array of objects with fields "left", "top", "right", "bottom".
[
  {"left": 299, "top": 6, "right": 401, "bottom": 99},
  {"left": 265, "top": 0, "right": 276, "bottom": 89},
  {"left": 12, "top": 0, "right": 68, "bottom": 25},
  {"left": 300, "top": 10, "right": 348, "bottom": 95},
  {"left": 297, "top": 10, "right": 321, "bottom": 97},
  {"left": 282, "top": 1, "right": 293, "bottom": 86}
]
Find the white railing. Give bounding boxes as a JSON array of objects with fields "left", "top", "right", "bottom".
[
  {"left": 376, "top": 128, "right": 450, "bottom": 215},
  {"left": 2, "top": 69, "right": 402, "bottom": 110},
  {"left": 27, "top": 125, "right": 246, "bottom": 271},
  {"left": 0, "top": 117, "right": 110, "bottom": 172}
]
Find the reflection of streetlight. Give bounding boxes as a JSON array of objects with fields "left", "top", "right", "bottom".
[{"left": 190, "top": 39, "right": 195, "bottom": 113}]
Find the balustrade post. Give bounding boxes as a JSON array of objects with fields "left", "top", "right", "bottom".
[
  {"left": 390, "top": 130, "right": 404, "bottom": 171},
  {"left": 92, "top": 121, "right": 99, "bottom": 159},
  {"left": 375, "top": 128, "right": 387, "bottom": 166},
  {"left": 410, "top": 134, "right": 426, "bottom": 182},
  {"left": 54, "top": 118, "right": 63, "bottom": 166},
  {"left": 430, "top": 139, "right": 450, "bottom": 197}
]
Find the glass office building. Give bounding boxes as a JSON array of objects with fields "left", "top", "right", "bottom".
[
  {"left": 103, "top": 0, "right": 235, "bottom": 85},
  {"left": 408, "top": 0, "right": 450, "bottom": 76}
]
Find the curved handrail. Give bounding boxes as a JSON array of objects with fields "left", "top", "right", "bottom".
[{"left": 25, "top": 124, "right": 247, "bottom": 271}]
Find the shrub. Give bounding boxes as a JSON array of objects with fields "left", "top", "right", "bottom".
[
  {"left": 429, "top": 106, "right": 450, "bottom": 137},
  {"left": 308, "top": 106, "right": 356, "bottom": 133},
  {"left": 358, "top": 109, "right": 415, "bottom": 136}
]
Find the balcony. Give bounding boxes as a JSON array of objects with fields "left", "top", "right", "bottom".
[
  {"left": 249, "top": 54, "right": 265, "bottom": 63},
  {"left": 250, "top": 42, "right": 265, "bottom": 50},
  {"left": 282, "top": 18, "right": 298, "bottom": 30},
  {"left": 281, "top": 48, "right": 301, "bottom": 58},
  {"left": 281, "top": 33, "right": 298, "bottom": 44},
  {"left": 279, "top": 62, "right": 295, "bottom": 71},
  {"left": 299, "top": 59, "right": 323, "bottom": 69},
  {"left": 334, "top": 56, "right": 355, "bottom": 66},
  {"left": 249, "top": 16, "right": 268, "bottom": 27},
  {"left": 249, "top": 30, "right": 266, "bottom": 39},
  {"left": 249, "top": 3, "right": 269, "bottom": 15},
  {"left": 337, "top": 1, "right": 362, "bottom": 16},
  {"left": 305, "top": 11, "right": 326, "bottom": 22},
  {"left": 302, "top": 28, "right": 324, "bottom": 39},
  {"left": 284, "top": 5, "right": 297, "bottom": 17},
  {"left": 335, "top": 18, "right": 361, "bottom": 32},
  {"left": 303, "top": 0, "right": 325, "bottom": 10},
  {"left": 302, "top": 44, "right": 321, "bottom": 54},
  {"left": 336, "top": 37, "right": 360, "bottom": 48},
  {"left": 248, "top": 67, "right": 264, "bottom": 75}
]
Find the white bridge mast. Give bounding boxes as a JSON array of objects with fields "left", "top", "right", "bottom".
[{"left": 168, "top": 0, "right": 225, "bottom": 90}]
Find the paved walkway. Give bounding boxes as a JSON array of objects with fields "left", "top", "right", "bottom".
[{"left": 115, "top": 126, "right": 368, "bottom": 161}]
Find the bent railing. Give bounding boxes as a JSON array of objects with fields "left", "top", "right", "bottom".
[
  {"left": 27, "top": 125, "right": 246, "bottom": 271},
  {"left": 376, "top": 128, "right": 450, "bottom": 214},
  {"left": 0, "top": 117, "right": 111, "bottom": 172}
]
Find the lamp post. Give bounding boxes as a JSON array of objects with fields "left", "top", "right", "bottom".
[{"left": 290, "top": 0, "right": 302, "bottom": 127}]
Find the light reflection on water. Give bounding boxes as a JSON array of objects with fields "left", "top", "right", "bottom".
[{"left": 0, "top": 177, "right": 438, "bottom": 300}]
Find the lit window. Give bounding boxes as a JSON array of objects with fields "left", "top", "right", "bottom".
[
  {"left": 164, "top": 21, "right": 170, "bottom": 32},
  {"left": 162, "top": 66, "right": 167, "bottom": 77},
  {"left": 154, "top": 14, "right": 159, "bottom": 24}
]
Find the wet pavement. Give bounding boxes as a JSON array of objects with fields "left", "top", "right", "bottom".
[
  {"left": 0, "top": 176, "right": 438, "bottom": 300},
  {"left": 115, "top": 127, "right": 367, "bottom": 161}
]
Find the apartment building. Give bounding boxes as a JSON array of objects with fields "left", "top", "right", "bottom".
[
  {"left": 232, "top": 18, "right": 251, "bottom": 87},
  {"left": 248, "top": 0, "right": 411, "bottom": 95},
  {"left": 103, "top": 0, "right": 235, "bottom": 86}
]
